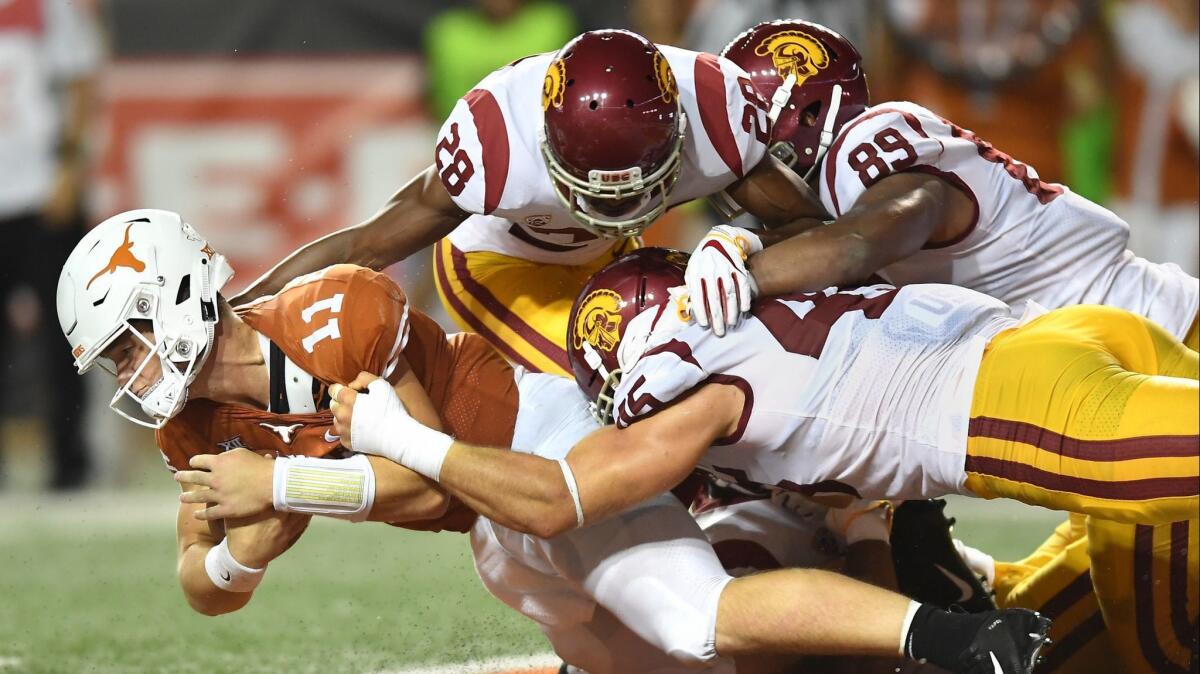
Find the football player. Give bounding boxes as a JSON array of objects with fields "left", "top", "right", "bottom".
[
  {"left": 62, "top": 210, "right": 1037, "bottom": 674},
  {"left": 687, "top": 20, "right": 1199, "bottom": 673},
  {"left": 332, "top": 249, "right": 1198, "bottom": 668},
  {"left": 229, "top": 29, "right": 830, "bottom": 378}
]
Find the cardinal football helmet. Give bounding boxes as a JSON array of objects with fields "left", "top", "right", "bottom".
[
  {"left": 568, "top": 247, "right": 688, "bottom": 423},
  {"left": 722, "top": 20, "right": 869, "bottom": 180},
  {"left": 541, "top": 30, "right": 685, "bottom": 239},
  {"left": 57, "top": 209, "right": 234, "bottom": 428}
]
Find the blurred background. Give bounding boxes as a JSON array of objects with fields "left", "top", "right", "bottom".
[{"left": 0, "top": 0, "right": 1195, "bottom": 670}]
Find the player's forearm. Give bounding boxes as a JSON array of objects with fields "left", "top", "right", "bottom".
[
  {"left": 438, "top": 443, "right": 577, "bottom": 538},
  {"left": 715, "top": 568, "right": 908, "bottom": 657},
  {"left": 364, "top": 455, "right": 450, "bottom": 523},
  {"left": 748, "top": 225, "right": 877, "bottom": 295},
  {"left": 235, "top": 167, "right": 463, "bottom": 302},
  {"left": 731, "top": 156, "right": 831, "bottom": 226},
  {"left": 235, "top": 226, "right": 362, "bottom": 303},
  {"left": 177, "top": 542, "right": 253, "bottom": 616}
]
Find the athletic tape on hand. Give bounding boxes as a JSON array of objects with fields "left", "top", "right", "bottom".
[{"left": 350, "top": 378, "right": 453, "bottom": 481}]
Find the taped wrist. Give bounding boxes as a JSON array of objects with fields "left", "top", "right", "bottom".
[
  {"left": 205, "top": 537, "right": 265, "bottom": 593},
  {"left": 351, "top": 378, "right": 453, "bottom": 481},
  {"left": 272, "top": 454, "right": 376, "bottom": 522}
]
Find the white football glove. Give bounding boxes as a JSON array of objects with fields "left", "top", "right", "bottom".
[
  {"left": 685, "top": 225, "right": 763, "bottom": 337},
  {"left": 347, "top": 378, "right": 453, "bottom": 481}
]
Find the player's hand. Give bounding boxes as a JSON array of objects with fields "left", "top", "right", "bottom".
[
  {"left": 328, "top": 371, "right": 386, "bottom": 450},
  {"left": 223, "top": 510, "right": 311, "bottom": 569},
  {"left": 176, "top": 448, "right": 275, "bottom": 520},
  {"left": 685, "top": 225, "right": 763, "bottom": 337},
  {"left": 330, "top": 371, "right": 453, "bottom": 482}
]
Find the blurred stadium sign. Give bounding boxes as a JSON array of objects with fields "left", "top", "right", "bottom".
[{"left": 95, "top": 57, "right": 432, "bottom": 284}]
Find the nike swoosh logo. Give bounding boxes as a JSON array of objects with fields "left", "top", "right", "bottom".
[
  {"left": 220, "top": 570, "right": 231, "bottom": 582},
  {"left": 324, "top": 430, "right": 340, "bottom": 443},
  {"left": 989, "top": 651, "right": 1002, "bottom": 674},
  {"left": 934, "top": 563, "right": 974, "bottom": 603}
]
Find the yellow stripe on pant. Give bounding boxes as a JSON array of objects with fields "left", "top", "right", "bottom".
[
  {"left": 963, "top": 305, "right": 1199, "bottom": 525},
  {"left": 432, "top": 238, "right": 639, "bottom": 377}
]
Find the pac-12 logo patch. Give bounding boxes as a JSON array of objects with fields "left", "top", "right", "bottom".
[
  {"left": 573, "top": 289, "right": 625, "bottom": 353},
  {"left": 754, "top": 30, "right": 830, "bottom": 88}
]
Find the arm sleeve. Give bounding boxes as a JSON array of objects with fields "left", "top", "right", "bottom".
[
  {"left": 688, "top": 51, "right": 771, "bottom": 182},
  {"left": 433, "top": 76, "right": 524, "bottom": 216},
  {"left": 820, "top": 104, "right": 949, "bottom": 217}
]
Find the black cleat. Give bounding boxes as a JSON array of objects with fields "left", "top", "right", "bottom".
[
  {"left": 892, "top": 499, "right": 996, "bottom": 613},
  {"left": 957, "top": 609, "right": 1052, "bottom": 674}
]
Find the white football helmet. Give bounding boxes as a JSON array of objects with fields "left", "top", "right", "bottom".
[{"left": 56, "top": 209, "right": 234, "bottom": 428}]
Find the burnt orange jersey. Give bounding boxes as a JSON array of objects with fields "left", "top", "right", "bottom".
[{"left": 156, "top": 265, "right": 520, "bottom": 482}]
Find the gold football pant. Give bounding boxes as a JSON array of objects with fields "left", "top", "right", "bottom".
[
  {"left": 1085, "top": 517, "right": 1199, "bottom": 673},
  {"left": 964, "top": 304, "right": 1199, "bottom": 524},
  {"left": 994, "top": 515, "right": 1119, "bottom": 673},
  {"left": 432, "top": 238, "right": 638, "bottom": 377},
  {"left": 984, "top": 307, "right": 1199, "bottom": 672}
]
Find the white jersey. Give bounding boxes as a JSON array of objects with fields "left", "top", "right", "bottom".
[
  {"left": 692, "top": 489, "right": 841, "bottom": 577},
  {"left": 438, "top": 46, "right": 769, "bottom": 265},
  {"left": 819, "top": 101, "right": 1199, "bottom": 340},
  {"left": 472, "top": 372, "right": 734, "bottom": 673},
  {"left": 613, "top": 283, "right": 1020, "bottom": 501}
]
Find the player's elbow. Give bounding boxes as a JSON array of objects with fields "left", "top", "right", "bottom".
[
  {"left": 181, "top": 588, "right": 245, "bottom": 617},
  {"left": 186, "top": 596, "right": 229, "bottom": 617},
  {"left": 415, "top": 488, "right": 451, "bottom": 521},
  {"left": 525, "top": 513, "right": 572, "bottom": 540},
  {"left": 833, "top": 231, "right": 879, "bottom": 283},
  {"left": 522, "top": 478, "right": 577, "bottom": 539}
]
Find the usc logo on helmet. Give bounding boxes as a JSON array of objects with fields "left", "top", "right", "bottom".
[
  {"left": 653, "top": 51, "right": 677, "bottom": 105},
  {"left": 573, "top": 289, "right": 624, "bottom": 353},
  {"left": 543, "top": 58, "right": 567, "bottom": 111},
  {"left": 754, "top": 30, "right": 830, "bottom": 88}
]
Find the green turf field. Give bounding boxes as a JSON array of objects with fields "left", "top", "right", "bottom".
[{"left": 0, "top": 488, "right": 1064, "bottom": 673}]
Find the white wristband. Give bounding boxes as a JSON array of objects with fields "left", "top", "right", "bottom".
[
  {"left": 272, "top": 454, "right": 376, "bottom": 522},
  {"left": 205, "top": 537, "right": 265, "bottom": 593},
  {"left": 350, "top": 378, "right": 454, "bottom": 481},
  {"left": 557, "top": 458, "right": 585, "bottom": 529}
]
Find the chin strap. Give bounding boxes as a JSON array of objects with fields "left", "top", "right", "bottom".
[
  {"left": 803, "top": 83, "right": 843, "bottom": 183},
  {"left": 768, "top": 72, "right": 797, "bottom": 126}
]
